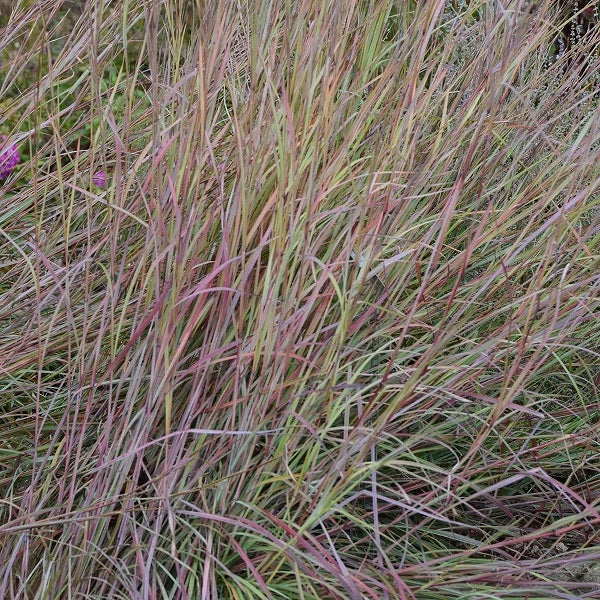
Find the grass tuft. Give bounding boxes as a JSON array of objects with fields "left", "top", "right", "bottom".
[{"left": 1, "top": 1, "right": 600, "bottom": 598}]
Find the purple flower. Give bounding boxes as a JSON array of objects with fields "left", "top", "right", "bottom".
[
  {"left": 92, "top": 171, "right": 106, "bottom": 187},
  {"left": 0, "top": 135, "right": 20, "bottom": 180}
]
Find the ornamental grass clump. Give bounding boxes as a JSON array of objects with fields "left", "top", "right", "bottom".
[{"left": 0, "top": 0, "right": 600, "bottom": 599}]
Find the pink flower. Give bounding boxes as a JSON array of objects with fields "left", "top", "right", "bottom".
[
  {"left": 92, "top": 171, "right": 106, "bottom": 187},
  {"left": 0, "top": 135, "right": 20, "bottom": 180}
]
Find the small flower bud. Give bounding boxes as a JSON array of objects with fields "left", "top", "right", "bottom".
[
  {"left": 0, "top": 135, "right": 20, "bottom": 180},
  {"left": 92, "top": 171, "right": 106, "bottom": 187}
]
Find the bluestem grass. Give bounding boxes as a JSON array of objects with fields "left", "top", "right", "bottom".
[{"left": 0, "top": 1, "right": 599, "bottom": 599}]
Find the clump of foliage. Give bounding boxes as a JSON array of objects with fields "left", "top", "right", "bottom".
[{"left": 1, "top": 0, "right": 599, "bottom": 598}]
